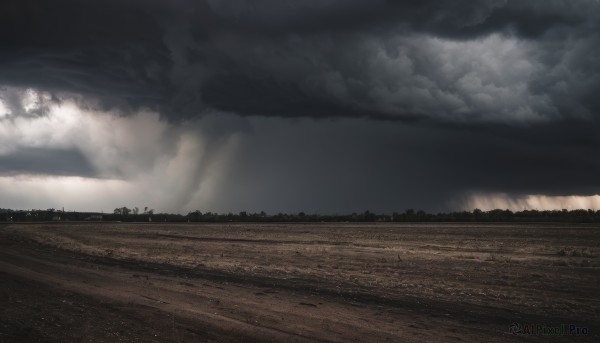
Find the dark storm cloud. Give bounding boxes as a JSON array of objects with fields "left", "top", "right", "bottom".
[
  {"left": 1, "top": 0, "right": 599, "bottom": 121},
  {"left": 204, "top": 0, "right": 588, "bottom": 39},
  {"left": 1, "top": 0, "right": 600, "bottom": 212},
  {"left": 212, "top": 117, "right": 600, "bottom": 213},
  {"left": 427, "top": 121, "right": 600, "bottom": 196}
]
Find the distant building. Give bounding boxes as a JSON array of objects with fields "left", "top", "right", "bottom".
[{"left": 85, "top": 214, "right": 103, "bottom": 221}]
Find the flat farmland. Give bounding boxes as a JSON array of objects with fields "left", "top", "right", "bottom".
[{"left": 0, "top": 222, "right": 598, "bottom": 342}]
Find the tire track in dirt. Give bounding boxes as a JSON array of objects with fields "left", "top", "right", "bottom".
[
  {"left": 2, "top": 223, "right": 598, "bottom": 342},
  {"left": 0, "top": 236, "right": 464, "bottom": 342}
]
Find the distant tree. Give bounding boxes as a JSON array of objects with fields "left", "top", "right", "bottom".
[
  {"left": 132, "top": 207, "right": 139, "bottom": 215},
  {"left": 188, "top": 210, "right": 201, "bottom": 221},
  {"left": 363, "top": 210, "right": 376, "bottom": 222}
]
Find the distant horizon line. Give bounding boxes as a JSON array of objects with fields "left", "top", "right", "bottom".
[
  {"left": 3, "top": 207, "right": 600, "bottom": 215},
  {"left": 3, "top": 207, "right": 600, "bottom": 223}
]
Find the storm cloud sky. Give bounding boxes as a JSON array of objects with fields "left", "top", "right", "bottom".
[{"left": 1, "top": 0, "right": 599, "bottom": 213}]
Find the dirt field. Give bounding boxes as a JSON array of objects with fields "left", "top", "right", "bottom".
[{"left": 0, "top": 222, "right": 598, "bottom": 342}]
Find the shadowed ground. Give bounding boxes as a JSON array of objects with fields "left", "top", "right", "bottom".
[{"left": 1, "top": 222, "right": 598, "bottom": 342}]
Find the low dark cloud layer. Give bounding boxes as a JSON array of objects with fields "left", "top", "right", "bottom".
[
  {"left": 2, "top": 0, "right": 599, "bottom": 121},
  {"left": 216, "top": 117, "right": 600, "bottom": 213},
  {"left": 1, "top": 0, "right": 599, "bottom": 212}
]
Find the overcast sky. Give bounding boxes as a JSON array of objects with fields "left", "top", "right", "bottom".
[{"left": 1, "top": 0, "right": 599, "bottom": 213}]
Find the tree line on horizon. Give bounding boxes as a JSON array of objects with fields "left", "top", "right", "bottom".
[{"left": 2, "top": 207, "right": 600, "bottom": 223}]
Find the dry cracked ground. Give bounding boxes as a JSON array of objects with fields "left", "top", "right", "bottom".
[{"left": 0, "top": 222, "right": 599, "bottom": 342}]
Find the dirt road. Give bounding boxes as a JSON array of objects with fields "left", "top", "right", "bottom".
[{"left": 1, "top": 223, "right": 598, "bottom": 342}]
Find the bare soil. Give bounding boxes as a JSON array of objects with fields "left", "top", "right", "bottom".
[{"left": 1, "top": 222, "right": 598, "bottom": 342}]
